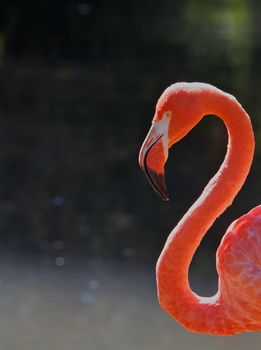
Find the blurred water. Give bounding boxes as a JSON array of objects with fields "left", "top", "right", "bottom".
[{"left": 0, "top": 253, "right": 259, "bottom": 350}]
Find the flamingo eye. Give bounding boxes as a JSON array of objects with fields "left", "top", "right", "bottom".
[
  {"left": 154, "top": 110, "right": 172, "bottom": 123},
  {"left": 163, "top": 111, "right": 172, "bottom": 119},
  {"left": 155, "top": 111, "right": 171, "bottom": 134}
]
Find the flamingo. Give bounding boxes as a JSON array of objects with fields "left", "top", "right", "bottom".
[{"left": 138, "top": 82, "right": 261, "bottom": 335}]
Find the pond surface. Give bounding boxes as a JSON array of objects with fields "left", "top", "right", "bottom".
[{"left": 0, "top": 253, "right": 260, "bottom": 350}]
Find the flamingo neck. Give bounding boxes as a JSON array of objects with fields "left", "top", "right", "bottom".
[{"left": 156, "top": 89, "right": 255, "bottom": 335}]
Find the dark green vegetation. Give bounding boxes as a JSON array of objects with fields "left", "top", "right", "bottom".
[{"left": 0, "top": 0, "right": 260, "bottom": 263}]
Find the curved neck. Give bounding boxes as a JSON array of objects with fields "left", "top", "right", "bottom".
[{"left": 156, "top": 90, "right": 255, "bottom": 334}]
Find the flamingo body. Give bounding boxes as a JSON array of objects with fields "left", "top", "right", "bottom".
[
  {"left": 217, "top": 206, "right": 261, "bottom": 329},
  {"left": 139, "top": 82, "right": 261, "bottom": 335}
]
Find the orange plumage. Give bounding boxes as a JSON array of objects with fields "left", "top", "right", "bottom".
[{"left": 139, "top": 82, "right": 261, "bottom": 335}]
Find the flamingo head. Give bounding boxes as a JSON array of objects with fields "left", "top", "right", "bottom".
[{"left": 139, "top": 83, "right": 204, "bottom": 200}]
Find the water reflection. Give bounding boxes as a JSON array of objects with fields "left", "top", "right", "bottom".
[
  {"left": 55, "top": 256, "right": 65, "bottom": 266},
  {"left": 0, "top": 253, "right": 259, "bottom": 350}
]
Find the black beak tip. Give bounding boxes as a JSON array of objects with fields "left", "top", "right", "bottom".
[
  {"left": 159, "top": 189, "right": 170, "bottom": 202},
  {"left": 144, "top": 169, "right": 170, "bottom": 202},
  {"left": 162, "top": 195, "right": 170, "bottom": 202}
]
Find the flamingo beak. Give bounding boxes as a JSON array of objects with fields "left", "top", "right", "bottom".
[{"left": 139, "top": 123, "right": 169, "bottom": 201}]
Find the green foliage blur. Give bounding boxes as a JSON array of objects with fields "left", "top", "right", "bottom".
[{"left": 0, "top": 0, "right": 260, "bottom": 262}]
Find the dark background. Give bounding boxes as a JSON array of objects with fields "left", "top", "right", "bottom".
[{"left": 0, "top": 1, "right": 260, "bottom": 349}]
